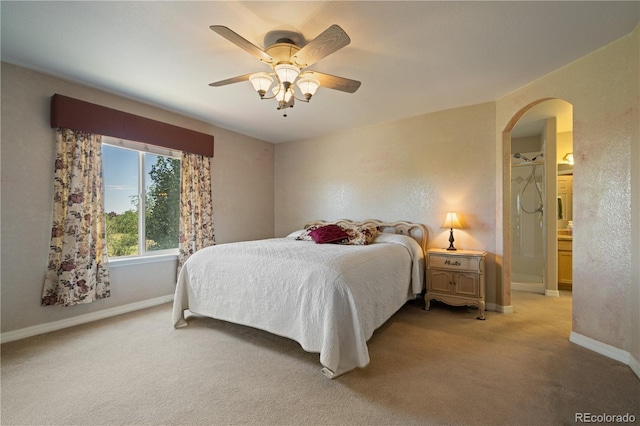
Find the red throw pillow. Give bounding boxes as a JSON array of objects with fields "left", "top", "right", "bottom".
[{"left": 308, "top": 224, "right": 349, "bottom": 244}]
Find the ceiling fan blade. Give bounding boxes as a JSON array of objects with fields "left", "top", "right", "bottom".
[
  {"left": 209, "top": 73, "right": 254, "bottom": 87},
  {"left": 291, "top": 25, "right": 351, "bottom": 68},
  {"left": 210, "top": 25, "right": 274, "bottom": 64},
  {"left": 301, "top": 71, "right": 361, "bottom": 93}
]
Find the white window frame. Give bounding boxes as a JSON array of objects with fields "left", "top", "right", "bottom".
[{"left": 102, "top": 136, "right": 181, "bottom": 263}]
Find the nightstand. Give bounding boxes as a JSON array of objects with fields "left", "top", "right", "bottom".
[{"left": 425, "top": 248, "right": 487, "bottom": 320}]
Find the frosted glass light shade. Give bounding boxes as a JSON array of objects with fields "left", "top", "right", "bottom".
[
  {"left": 297, "top": 77, "right": 320, "bottom": 97},
  {"left": 272, "top": 84, "right": 293, "bottom": 103},
  {"left": 274, "top": 64, "right": 300, "bottom": 85},
  {"left": 442, "top": 212, "right": 462, "bottom": 229},
  {"left": 249, "top": 73, "right": 273, "bottom": 94}
]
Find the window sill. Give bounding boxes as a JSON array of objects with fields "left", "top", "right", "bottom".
[{"left": 108, "top": 253, "right": 178, "bottom": 268}]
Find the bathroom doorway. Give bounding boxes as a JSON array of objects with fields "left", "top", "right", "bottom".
[{"left": 503, "top": 99, "right": 573, "bottom": 301}]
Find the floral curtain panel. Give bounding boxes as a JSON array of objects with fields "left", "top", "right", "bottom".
[
  {"left": 42, "top": 128, "right": 111, "bottom": 306},
  {"left": 178, "top": 152, "right": 215, "bottom": 273}
]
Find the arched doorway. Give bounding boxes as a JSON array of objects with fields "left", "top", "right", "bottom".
[{"left": 502, "top": 98, "right": 573, "bottom": 309}]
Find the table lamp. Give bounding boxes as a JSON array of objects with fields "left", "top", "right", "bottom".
[{"left": 442, "top": 212, "right": 462, "bottom": 251}]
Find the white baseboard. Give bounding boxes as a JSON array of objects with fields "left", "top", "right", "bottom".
[
  {"left": 630, "top": 354, "right": 640, "bottom": 379},
  {"left": 501, "top": 305, "right": 514, "bottom": 314},
  {"left": 545, "top": 289, "right": 560, "bottom": 297},
  {"left": 569, "top": 331, "right": 639, "bottom": 379},
  {"left": 486, "top": 302, "right": 514, "bottom": 314},
  {"left": 0, "top": 294, "right": 174, "bottom": 344}
]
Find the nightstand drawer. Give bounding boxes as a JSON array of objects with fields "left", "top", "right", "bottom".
[{"left": 429, "top": 254, "right": 481, "bottom": 272}]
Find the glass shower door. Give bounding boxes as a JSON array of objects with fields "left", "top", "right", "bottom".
[{"left": 511, "top": 162, "right": 545, "bottom": 290}]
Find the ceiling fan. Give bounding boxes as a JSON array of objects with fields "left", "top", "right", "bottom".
[{"left": 209, "top": 24, "right": 361, "bottom": 116}]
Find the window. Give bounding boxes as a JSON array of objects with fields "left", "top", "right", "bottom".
[{"left": 102, "top": 137, "right": 181, "bottom": 258}]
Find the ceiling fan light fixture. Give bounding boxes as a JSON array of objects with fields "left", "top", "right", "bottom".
[
  {"left": 272, "top": 84, "right": 294, "bottom": 116},
  {"left": 249, "top": 72, "right": 273, "bottom": 98},
  {"left": 209, "top": 25, "right": 360, "bottom": 117},
  {"left": 274, "top": 64, "right": 300, "bottom": 87},
  {"left": 272, "top": 84, "right": 293, "bottom": 103},
  {"left": 297, "top": 77, "right": 320, "bottom": 100}
]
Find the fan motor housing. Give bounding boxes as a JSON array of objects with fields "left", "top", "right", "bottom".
[{"left": 265, "top": 42, "right": 301, "bottom": 65}]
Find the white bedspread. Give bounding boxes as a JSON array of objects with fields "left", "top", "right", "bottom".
[{"left": 172, "top": 233, "right": 424, "bottom": 378}]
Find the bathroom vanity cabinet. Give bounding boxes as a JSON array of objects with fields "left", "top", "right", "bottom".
[{"left": 558, "top": 236, "right": 573, "bottom": 290}]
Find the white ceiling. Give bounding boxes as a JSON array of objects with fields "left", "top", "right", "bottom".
[{"left": 1, "top": 1, "right": 638, "bottom": 144}]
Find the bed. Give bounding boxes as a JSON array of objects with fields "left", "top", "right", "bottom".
[{"left": 172, "top": 219, "right": 428, "bottom": 378}]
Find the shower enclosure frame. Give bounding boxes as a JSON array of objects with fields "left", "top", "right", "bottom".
[{"left": 511, "top": 157, "right": 546, "bottom": 292}]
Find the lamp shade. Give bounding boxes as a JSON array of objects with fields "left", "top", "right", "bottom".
[
  {"left": 442, "top": 212, "right": 462, "bottom": 229},
  {"left": 249, "top": 73, "right": 273, "bottom": 94},
  {"left": 272, "top": 84, "right": 293, "bottom": 103},
  {"left": 297, "top": 77, "right": 320, "bottom": 97},
  {"left": 274, "top": 64, "right": 301, "bottom": 85}
]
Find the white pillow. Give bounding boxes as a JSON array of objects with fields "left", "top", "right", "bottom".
[{"left": 285, "top": 229, "right": 306, "bottom": 239}]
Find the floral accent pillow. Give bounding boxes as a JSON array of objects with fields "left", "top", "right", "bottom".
[
  {"left": 342, "top": 225, "right": 379, "bottom": 245},
  {"left": 308, "top": 224, "right": 349, "bottom": 244}
]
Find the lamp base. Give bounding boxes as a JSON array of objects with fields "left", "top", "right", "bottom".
[{"left": 447, "top": 229, "right": 457, "bottom": 251}]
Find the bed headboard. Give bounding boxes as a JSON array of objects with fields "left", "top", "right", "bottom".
[{"left": 303, "top": 219, "right": 428, "bottom": 256}]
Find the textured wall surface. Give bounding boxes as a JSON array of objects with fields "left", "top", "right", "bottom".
[
  {"left": 275, "top": 102, "right": 498, "bottom": 304},
  {"left": 0, "top": 62, "right": 274, "bottom": 333},
  {"left": 496, "top": 25, "right": 639, "bottom": 356}
]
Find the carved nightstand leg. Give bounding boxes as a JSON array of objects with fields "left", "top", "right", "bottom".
[
  {"left": 424, "top": 298, "right": 431, "bottom": 311},
  {"left": 477, "top": 300, "right": 486, "bottom": 320}
]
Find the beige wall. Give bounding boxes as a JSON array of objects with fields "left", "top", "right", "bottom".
[
  {"left": 496, "top": 25, "right": 639, "bottom": 364},
  {"left": 633, "top": 24, "right": 640, "bottom": 374},
  {"left": 275, "top": 102, "right": 498, "bottom": 305},
  {"left": 556, "top": 131, "right": 573, "bottom": 166},
  {"left": 0, "top": 62, "right": 274, "bottom": 333}
]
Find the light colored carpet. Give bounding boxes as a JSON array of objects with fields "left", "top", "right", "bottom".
[{"left": 1, "top": 291, "right": 638, "bottom": 425}]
